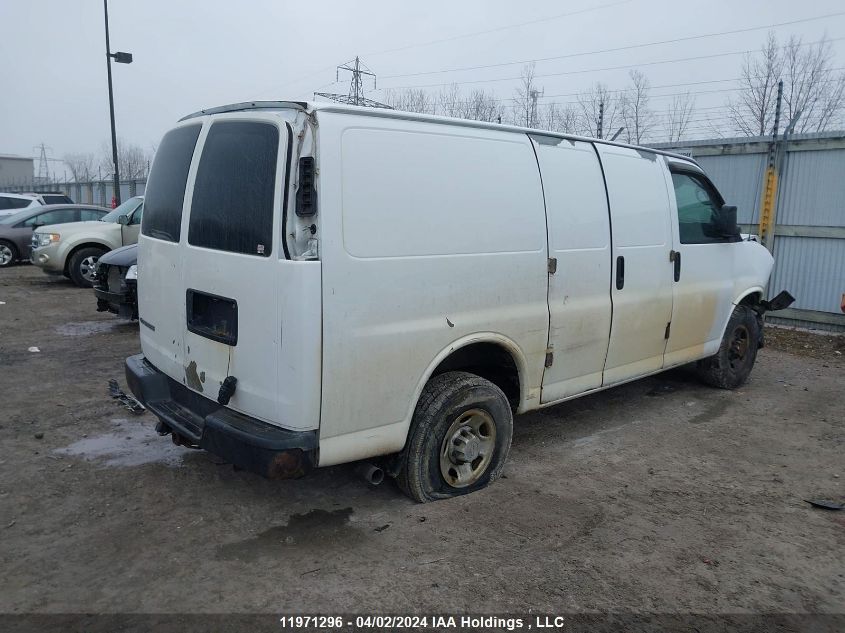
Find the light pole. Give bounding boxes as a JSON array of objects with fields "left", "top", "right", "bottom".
[{"left": 103, "top": 0, "right": 132, "bottom": 207}]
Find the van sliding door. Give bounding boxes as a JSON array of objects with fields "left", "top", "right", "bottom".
[{"left": 533, "top": 136, "right": 612, "bottom": 402}]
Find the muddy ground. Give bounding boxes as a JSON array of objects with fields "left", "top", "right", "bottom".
[{"left": 1, "top": 265, "right": 843, "bottom": 622}]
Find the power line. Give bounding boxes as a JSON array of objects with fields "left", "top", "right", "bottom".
[
  {"left": 254, "top": 0, "right": 632, "bottom": 97},
  {"left": 362, "top": 0, "right": 634, "bottom": 58},
  {"left": 379, "top": 68, "right": 845, "bottom": 110},
  {"left": 380, "top": 11, "right": 845, "bottom": 80},
  {"left": 379, "top": 36, "right": 845, "bottom": 90}
]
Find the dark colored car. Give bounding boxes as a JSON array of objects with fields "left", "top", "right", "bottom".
[
  {"left": 93, "top": 243, "right": 138, "bottom": 320},
  {"left": 0, "top": 204, "right": 109, "bottom": 267}
]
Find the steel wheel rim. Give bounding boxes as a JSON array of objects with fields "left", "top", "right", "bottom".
[
  {"left": 728, "top": 324, "right": 750, "bottom": 370},
  {"left": 0, "top": 245, "right": 12, "bottom": 266},
  {"left": 80, "top": 256, "right": 99, "bottom": 282},
  {"left": 439, "top": 408, "right": 496, "bottom": 488}
]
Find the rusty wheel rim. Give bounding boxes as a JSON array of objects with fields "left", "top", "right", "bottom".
[
  {"left": 439, "top": 408, "right": 496, "bottom": 488},
  {"left": 728, "top": 324, "right": 750, "bottom": 370}
]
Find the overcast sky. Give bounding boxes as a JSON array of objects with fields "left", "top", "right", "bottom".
[{"left": 2, "top": 0, "right": 844, "bottom": 170}]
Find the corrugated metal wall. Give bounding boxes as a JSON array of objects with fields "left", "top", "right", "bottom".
[{"left": 654, "top": 132, "right": 845, "bottom": 331}]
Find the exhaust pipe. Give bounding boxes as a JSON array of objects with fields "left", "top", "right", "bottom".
[{"left": 356, "top": 463, "right": 385, "bottom": 486}]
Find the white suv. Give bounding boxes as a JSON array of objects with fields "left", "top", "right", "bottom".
[{"left": 0, "top": 193, "right": 41, "bottom": 217}]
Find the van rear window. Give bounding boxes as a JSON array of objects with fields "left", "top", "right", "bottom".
[
  {"left": 142, "top": 124, "right": 202, "bottom": 242},
  {"left": 188, "top": 121, "right": 279, "bottom": 257}
]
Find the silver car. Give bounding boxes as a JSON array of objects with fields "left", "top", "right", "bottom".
[{"left": 0, "top": 204, "right": 109, "bottom": 267}]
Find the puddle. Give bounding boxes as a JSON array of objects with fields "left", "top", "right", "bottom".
[
  {"left": 217, "top": 508, "right": 357, "bottom": 561},
  {"left": 55, "top": 418, "right": 185, "bottom": 467},
  {"left": 55, "top": 321, "right": 119, "bottom": 337}
]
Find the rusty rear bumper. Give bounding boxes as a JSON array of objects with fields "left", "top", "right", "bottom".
[{"left": 125, "top": 354, "right": 316, "bottom": 479}]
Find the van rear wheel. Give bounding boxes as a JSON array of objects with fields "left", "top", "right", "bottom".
[
  {"left": 398, "top": 371, "right": 513, "bottom": 503},
  {"left": 697, "top": 305, "right": 761, "bottom": 389}
]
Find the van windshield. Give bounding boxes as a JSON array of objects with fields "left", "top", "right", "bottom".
[{"left": 101, "top": 197, "right": 143, "bottom": 223}]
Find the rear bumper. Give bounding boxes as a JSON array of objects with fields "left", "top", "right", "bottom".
[{"left": 125, "top": 354, "right": 316, "bottom": 478}]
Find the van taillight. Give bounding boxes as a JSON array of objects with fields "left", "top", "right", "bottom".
[{"left": 295, "top": 156, "right": 317, "bottom": 217}]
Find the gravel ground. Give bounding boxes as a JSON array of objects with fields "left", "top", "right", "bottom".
[{"left": 1, "top": 264, "right": 843, "bottom": 626}]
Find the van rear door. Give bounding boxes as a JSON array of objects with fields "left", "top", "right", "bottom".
[{"left": 178, "top": 118, "right": 286, "bottom": 424}]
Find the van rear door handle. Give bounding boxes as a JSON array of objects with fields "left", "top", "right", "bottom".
[{"left": 615, "top": 256, "right": 625, "bottom": 290}]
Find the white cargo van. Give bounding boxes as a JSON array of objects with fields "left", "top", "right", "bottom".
[{"left": 126, "top": 101, "right": 793, "bottom": 502}]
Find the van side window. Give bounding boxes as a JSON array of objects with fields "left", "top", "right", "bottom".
[
  {"left": 142, "top": 124, "right": 202, "bottom": 242},
  {"left": 671, "top": 172, "right": 725, "bottom": 244},
  {"left": 188, "top": 121, "right": 278, "bottom": 257}
]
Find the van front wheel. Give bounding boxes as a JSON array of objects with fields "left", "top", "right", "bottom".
[
  {"left": 398, "top": 371, "right": 513, "bottom": 503},
  {"left": 697, "top": 305, "right": 761, "bottom": 389}
]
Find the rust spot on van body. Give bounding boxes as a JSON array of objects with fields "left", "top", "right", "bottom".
[{"left": 185, "top": 360, "right": 203, "bottom": 392}]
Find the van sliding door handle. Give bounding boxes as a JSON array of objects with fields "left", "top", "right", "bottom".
[
  {"left": 615, "top": 256, "right": 625, "bottom": 290},
  {"left": 671, "top": 250, "right": 682, "bottom": 282}
]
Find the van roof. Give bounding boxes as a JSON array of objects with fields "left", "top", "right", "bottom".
[{"left": 179, "top": 100, "right": 699, "bottom": 166}]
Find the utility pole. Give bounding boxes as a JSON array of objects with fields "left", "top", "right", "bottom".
[
  {"left": 597, "top": 101, "right": 604, "bottom": 138},
  {"left": 758, "top": 80, "right": 783, "bottom": 251},
  {"left": 528, "top": 88, "right": 543, "bottom": 128},
  {"left": 103, "top": 0, "right": 133, "bottom": 207}
]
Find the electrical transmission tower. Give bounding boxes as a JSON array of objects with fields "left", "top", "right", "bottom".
[
  {"left": 314, "top": 57, "right": 391, "bottom": 109},
  {"left": 34, "top": 143, "right": 53, "bottom": 184}
]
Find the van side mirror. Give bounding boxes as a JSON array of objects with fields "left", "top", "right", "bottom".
[
  {"left": 117, "top": 215, "right": 130, "bottom": 225},
  {"left": 713, "top": 205, "right": 740, "bottom": 239}
]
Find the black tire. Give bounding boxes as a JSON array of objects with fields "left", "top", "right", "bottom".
[
  {"left": 0, "top": 240, "right": 18, "bottom": 268},
  {"left": 397, "top": 371, "right": 513, "bottom": 503},
  {"left": 697, "top": 305, "right": 761, "bottom": 389},
  {"left": 67, "top": 246, "right": 106, "bottom": 288}
]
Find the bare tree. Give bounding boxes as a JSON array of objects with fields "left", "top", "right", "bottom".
[
  {"left": 725, "top": 32, "right": 845, "bottom": 136},
  {"left": 455, "top": 90, "right": 503, "bottom": 123},
  {"left": 435, "top": 84, "right": 462, "bottom": 118},
  {"left": 99, "top": 139, "right": 152, "bottom": 180},
  {"left": 577, "top": 82, "right": 619, "bottom": 139},
  {"left": 539, "top": 102, "right": 580, "bottom": 134},
  {"left": 780, "top": 35, "right": 845, "bottom": 133},
  {"left": 384, "top": 88, "right": 435, "bottom": 114},
  {"left": 665, "top": 92, "right": 696, "bottom": 142},
  {"left": 513, "top": 63, "right": 542, "bottom": 128},
  {"left": 63, "top": 153, "right": 96, "bottom": 182},
  {"left": 619, "top": 70, "right": 655, "bottom": 144},
  {"left": 727, "top": 32, "right": 782, "bottom": 136}
]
